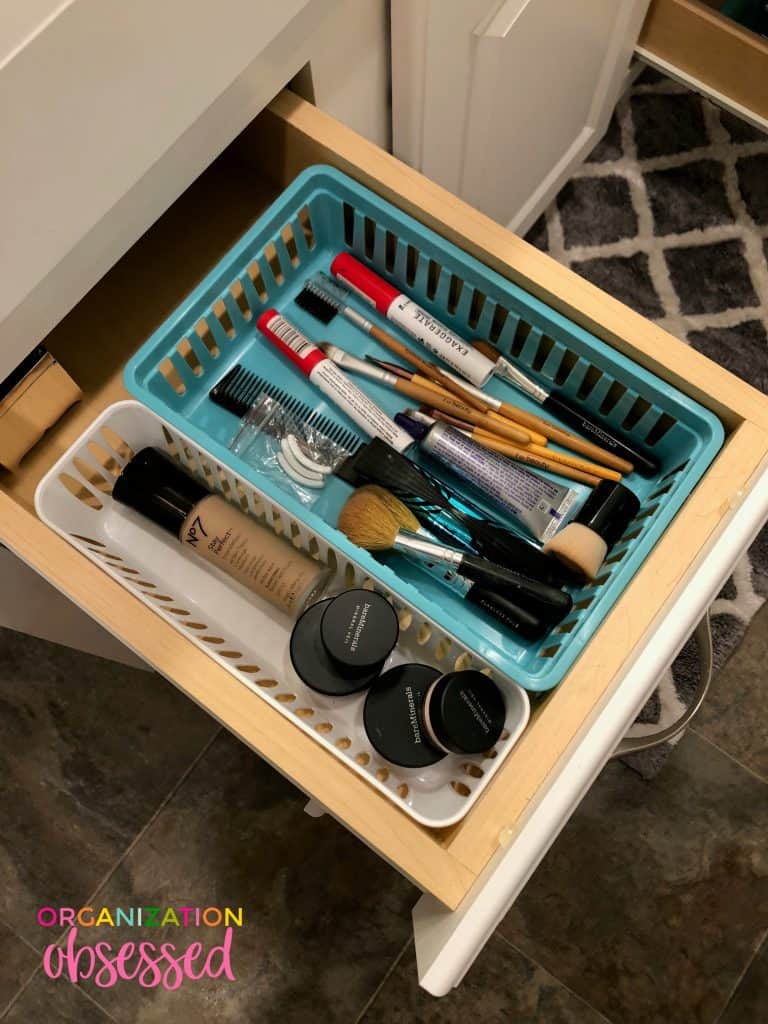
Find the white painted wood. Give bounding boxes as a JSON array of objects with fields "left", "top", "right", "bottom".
[
  {"left": 635, "top": 48, "right": 768, "bottom": 135},
  {"left": 0, "top": 549, "right": 146, "bottom": 668},
  {"left": 413, "top": 455, "right": 768, "bottom": 996},
  {"left": 392, "top": 0, "right": 650, "bottom": 236},
  {"left": 0, "top": 0, "right": 389, "bottom": 383}
]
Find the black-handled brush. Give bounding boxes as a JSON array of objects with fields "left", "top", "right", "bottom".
[
  {"left": 337, "top": 487, "right": 571, "bottom": 624},
  {"left": 334, "top": 437, "right": 568, "bottom": 587},
  {"left": 473, "top": 341, "right": 660, "bottom": 476}
]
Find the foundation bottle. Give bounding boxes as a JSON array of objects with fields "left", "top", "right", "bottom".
[{"left": 112, "top": 447, "right": 330, "bottom": 617}]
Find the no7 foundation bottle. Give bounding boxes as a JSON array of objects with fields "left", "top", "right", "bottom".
[{"left": 112, "top": 448, "right": 330, "bottom": 617}]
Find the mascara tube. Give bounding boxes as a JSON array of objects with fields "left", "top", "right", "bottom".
[
  {"left": 396, "top": 415, "right": 579, "bottom": 544},
  {"left": 257, "top": 310, "right": 413, "bottom": 454}
]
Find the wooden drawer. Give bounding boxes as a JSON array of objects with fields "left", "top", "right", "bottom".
[
  {"left": 2, "top": 91, "right": 768, "bottom": 911},
  {"left": 638, "top": 0, "right": 768, "bottom": 124}
]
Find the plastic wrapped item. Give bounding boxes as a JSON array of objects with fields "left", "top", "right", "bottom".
[{"left": 229, "top": 394, "right": 353, "bottom": 505}]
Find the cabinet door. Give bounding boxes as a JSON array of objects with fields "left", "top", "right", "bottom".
[{"left": 392, "top": 0, "right": 650, "bottom": 234}]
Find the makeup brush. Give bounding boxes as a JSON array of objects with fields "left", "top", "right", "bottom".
[
  {"left": 417, "top": 407, "right": 624, "bottom": 485},
  {"left": 472, "top": 341, "right": 659, "bottom": 476},
  {"left": 356, "top": 485, "right": 425, "bottom": 533},
  {"left": 335, "top": 437, "right": 568, "bottom": 587},
  {"left": 339, "top": 488, "right": 571, "bottom": 616},
  {"left": 320, "top": 343, "right": 533, "bottom": 447},
  {"left": 364, "top": 356, "right": 549, "bottom": 446},
  {"left": 359, "top": 355, "right": 619, "bottom": 482},
  {"left": 296, "top": 273, "right": 491, "bottom": 413},
  {"left": 409, "top": 409, "right": 603, "bottom": 486}
]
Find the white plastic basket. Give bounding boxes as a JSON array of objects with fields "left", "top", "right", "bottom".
[{"left": 34, "top": 401, "right": 529, "bottom": 827}]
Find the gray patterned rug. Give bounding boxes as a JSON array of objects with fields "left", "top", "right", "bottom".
[{"left": 526, "top": 68, "right": 768, "bottom": 776}]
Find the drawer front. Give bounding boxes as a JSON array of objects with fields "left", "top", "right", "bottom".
[{"left": 2, "top": 91, "right": 768, "bottom": 909}]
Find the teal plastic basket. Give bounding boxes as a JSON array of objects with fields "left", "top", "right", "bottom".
[{"left": 124, "top": 165, "right": 724, "bottom": 691}]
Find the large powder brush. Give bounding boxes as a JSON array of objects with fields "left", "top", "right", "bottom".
[
  {"left": 338, "top": 488, "right": 572, "bottom": 622},
  {"left": 334, "top": 437, "right": 566, "bottom": 587}
]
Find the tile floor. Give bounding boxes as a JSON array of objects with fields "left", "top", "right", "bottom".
[{"left": 0, "top": 600, "right": 766, "bottom": 1023}]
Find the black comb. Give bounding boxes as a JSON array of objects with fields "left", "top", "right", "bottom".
[{"left": 209, "top": 364, "right": 360, "bottom": 450}]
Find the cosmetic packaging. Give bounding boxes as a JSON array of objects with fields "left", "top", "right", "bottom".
[
  {"left": 331, "top": 253, "right": 497, "bottom": 387},
  {"left": 422, "top": 669, "right": 506, "bottom": 755},
  {"left": 112, "top": 448, "right": 330, "bottom": 617},
  {"left": 397, "top": 415, "right": 579, "bottom": 544},
  {"left": 363, "top": 663, "right": 506, "bottom": 768},
  {"left": 289, "top": 589, "right": 399, "bottom": 695},
  {"left": 256, "top": 310, "right": 413, "bottom": 453}
]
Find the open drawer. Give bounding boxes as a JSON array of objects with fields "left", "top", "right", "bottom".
[{"left": 2, "top": 91, "right": 768, "bottom": 915}]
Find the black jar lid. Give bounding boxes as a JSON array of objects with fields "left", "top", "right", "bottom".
[
  {"left": 423, "top": 670, "right": 506, "bottom": 755},
  {"left": 290, "top": 599, "right": 382, "bottom": 697},
  {"left": 320, "top": 589, "right": 399, "bottom": 675},
  {"left": 363, "top": 663, "right": 446, "bottom": 768}
]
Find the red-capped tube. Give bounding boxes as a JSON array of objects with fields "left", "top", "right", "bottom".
[
  {"left": 256, "top": 309, "right": 325, "bottom": 375},
  {"left": 331, "top": 253, "right": 399, "bottom": 314},
  {"left": 256, "top": 310, "right": 413, "bottom": 453},
  {"left": 330, "top": 253, "right": 496, "bottom": 387}
]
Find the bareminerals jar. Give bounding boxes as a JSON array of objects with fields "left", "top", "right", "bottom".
[
  {"left": 422, "top": 669, "right": 506, "bottom": 755},
  {"left": 290, "top": 588, "right": 399, "bottom": 696},
  {"left": 363, "top": 664, "right": 506, "bottom": 768}
]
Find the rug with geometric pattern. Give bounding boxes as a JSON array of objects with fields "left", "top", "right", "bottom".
[{"left": 526, "top": 68, "right": 768, "bottom": 776}]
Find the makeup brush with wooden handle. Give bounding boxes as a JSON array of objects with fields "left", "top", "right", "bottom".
[
  {"left": 295, "top": 273, "right": 490, "bottom": 413},
  {"left": 365, "top": 356, "right": 549, "bottom": 446},
  {"left": 338, "top": 488, "right": 572, "bottom": 626},
  {"left": 320, "top": 344, "right": 533, "bottom": 447},
  {"left": 473, "top": 341, "right": 658, "bottom": 476},
  {"left": 415, "top": 407, "right": 627, "bottom": 485},
  {"left": 407, "top": 409, "right": 603, "bottom": 486}
]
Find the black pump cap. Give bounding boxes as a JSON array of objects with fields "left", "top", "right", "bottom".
[
  {"left": 394, "top": 413, "right": 430, "bottom": 441},
  {"left": 424, "top": 670, "right": 506, "bottom": 755},
  {"left": 574, "top": 480, "right": 640, "bottom": 549},
  {"left": 112, "top": 447, "right": 209, "bottom": 537}
]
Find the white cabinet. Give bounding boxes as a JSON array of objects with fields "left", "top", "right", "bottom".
[
  {"left": 392, "top": 0, "right": 650, "bottom": 234},
  {"left": 0, "top": 0, "right": 389, "bottom": 383}
]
